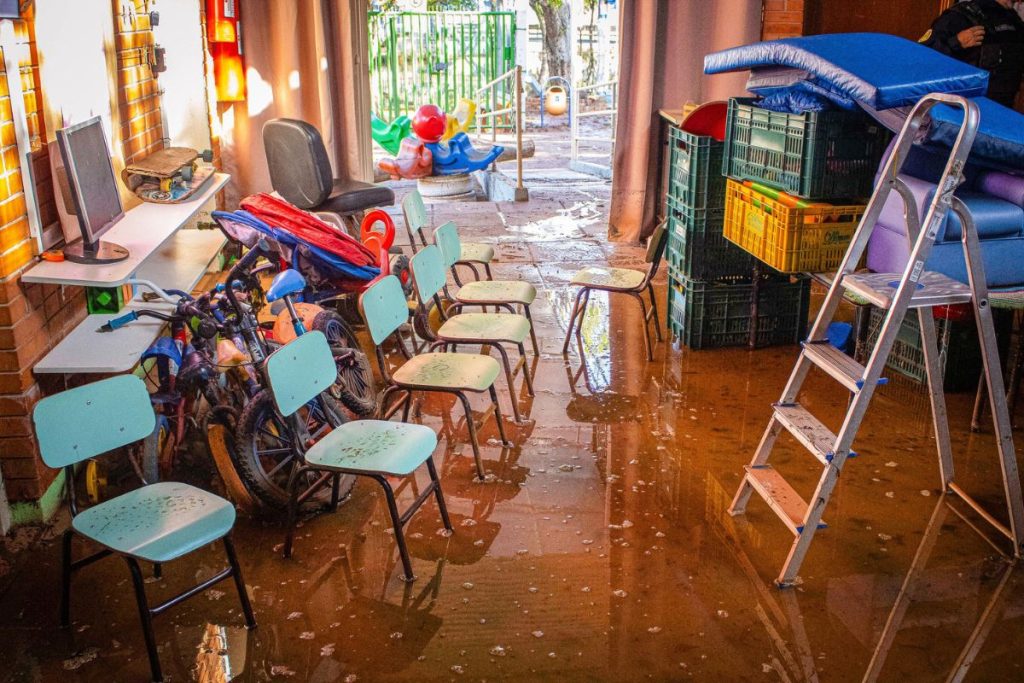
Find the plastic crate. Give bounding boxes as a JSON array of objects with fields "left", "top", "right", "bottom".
[
  {"left": 664, "top": 193, "right": 754, "bottom": 281},
  {"left": 722, "top": 97, "right": 887, "bottom": 200},
  {"left": 668, "top": 126, "right": 726, "bottom": 210},
  {"left": 86, "top": 284, "right": 134, "bottom": 314},
  {"left": 723, "top": 180, "right": 865, "bottom": 273},
  {"left": 863, "top": 307, "right": 1010, "bottom": 392},
  {"left": 667, "top": 275, "right": 810, "bottom": 350}
]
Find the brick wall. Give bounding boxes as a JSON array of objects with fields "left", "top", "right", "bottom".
[
  {"left": 114, "top": 0, "right": 165, "bottom": 165},
  {"left": 0, "top": 15, "right": 86, "bottom": 504},
  {"left": 762, "top": 0, "right": 806, "bottom": 40}
]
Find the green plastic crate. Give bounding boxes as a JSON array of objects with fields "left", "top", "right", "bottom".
[
  {"left": 668, "top": 126, "right": 726, "bottom": 210},
  {"left": 665, "top": 202, "right": 753, "bottom": 282},
  {"left": 722, "top": 97, "right": 888, "bottom": 200},
  {"left": 86, "top": 284, "right": 133, "bottom": 314},
  {"left": 667, "top": 275, "right": 810, "bottom": 350}
]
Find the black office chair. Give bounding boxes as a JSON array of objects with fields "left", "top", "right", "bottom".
[{"left": 263, "top": 118, "right": 395, "bottom": 235}]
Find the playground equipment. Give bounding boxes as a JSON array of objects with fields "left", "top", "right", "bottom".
[
  {"left": 377, "top": 103, "right": 504, "bottom": 196},
  {"left": 370, "top": 113, "right": 411, "bottom": 156},
  {"left": 443, "top": 98, "right": 477, "bottom": 140}
]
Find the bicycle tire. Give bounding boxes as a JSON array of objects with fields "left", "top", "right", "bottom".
[
  {"left": 233, "top": 390, "right": 355, "bottom": 511},
  {"left": 311, "top": 309, "right": 378, "bottom": 417}
]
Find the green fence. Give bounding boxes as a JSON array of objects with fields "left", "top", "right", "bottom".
[{"left": 368, "top": 11, "right": 516, "bottom": 123}]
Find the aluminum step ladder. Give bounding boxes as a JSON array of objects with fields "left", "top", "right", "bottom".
[{"left": 729, "top": 94, "right": 1024, "bottom": 587}]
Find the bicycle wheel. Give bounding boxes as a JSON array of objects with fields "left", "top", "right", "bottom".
[
  {"left": 234, "top": 390, "right": 355, "bottom": 511},
  {"left": 312, "top": 309, "right": 378, "bottom": 417}
]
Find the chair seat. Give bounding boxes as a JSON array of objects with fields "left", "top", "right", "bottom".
[
  {"left": 456, "top": 279, "right": 537, "bottom": 305},
  {"left": 318, "top": 178, "right": 396, "bottom": 215},
  {"left": 306, "top": 420, "right": 437, "bottom": 476},
  {"left": 393, "top": 352, "right": 500, "bottom": 392},
  {"left": 438, "top": 313, "right": 530, "bottom": 344},
  {"left": 459, "top": 242, "right": 495, "bottom": 264},
  {"left": 72, "top": 482, "right": 235, "bottom": 564},
  {"left": 571, "top": 266, "right": 645, "bottom": 291}
]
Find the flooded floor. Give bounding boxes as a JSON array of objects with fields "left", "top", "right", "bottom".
[{"left": 3, "top": 160, "right": 1024, "bottom": 682}]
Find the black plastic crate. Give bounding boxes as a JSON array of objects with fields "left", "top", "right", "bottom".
[
  {"left": 722, "top": 97, "right": 887, "bottom": 200},
  {"left": 667, "top": 275, "right": 810, "bottom": 350},
  {"left": 666, "top": 210, "right": 753, "bottom": 281},
  {"left": 863, "top": 306, "right": 1011, "bottom": 392},
  {"left": 668, "top": 126, "right": 726, "bottom": 210}
]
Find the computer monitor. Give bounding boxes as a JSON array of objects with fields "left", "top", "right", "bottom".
[{"left": 55, "top": 116, "right": 128, "bottom": 264}]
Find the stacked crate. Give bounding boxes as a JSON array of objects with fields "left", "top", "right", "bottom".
[
  {"left": 721, "top": 98, "right": 886, "bottom": 275},
  {"left": 665, "top": 122, "right": 812, "bottom": 350}
]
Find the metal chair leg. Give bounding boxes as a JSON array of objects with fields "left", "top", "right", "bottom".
[
  {"left": 562, "top": 287, "right": 587, "bottom": 354},
  {"left": 426, "top": 456, "right": 453, "bottom": 531},
  {"left": 378, "top": 478, "right": 415, "bottom": 582},
  {"left": 125, "top": 557, "right": 163, "bottom": 683},
  {"left": 153, "top": 563, "right": 162, "bottom": 580},
  {"left": 489, "top": 385, "right": 512, "bottom": 447},
  {"left": 491, "top": 342, "right": 522, "bottom": 423},
  {"left": 455, "top": 391, "right": 486, "bottom": 480},
  {"left": 647, "top": 283, "right": 663, "bottom": 342},
  {"left": 517, "top": 342, "right": 535, "bottom": 396},
  {"left": 223, "top": 535, "right": 257, "bottom": 629},
  {"left": 483, "top": 263, "right": 493, "bottom": 280},
  {"left": 330, "top": 473, "right": 342, "bottom": 511},
  {"left": 283, "top": 465, "right": 307, "bottom": 559},
  {"left": 524, "top": 305, "right": 540, "bottom": 356},
  {"left": 633, "top": 293, "right": 654, "bottom": 361},
  {"left": 60, "top": 529, "right": 73, "bottom": 628}
]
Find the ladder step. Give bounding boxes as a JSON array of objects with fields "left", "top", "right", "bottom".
[
  {"left": 802, "top": 341, "right": 887, "bottom": 392},
  {"left": 773, "top": 402, "right": 857, "bottom": 464},
  {"left": 744, "top": 465, "right": 827, "bottom": 535},
  {"left": 843, "top": 271, "right": 973, "bottom": 310}
]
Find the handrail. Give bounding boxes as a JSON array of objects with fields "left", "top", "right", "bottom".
[
  {"left": 570, "top": 78, "right": 618, "bottom": 178},
  {"left": 473, "top": 64, "right": 526, "bottom": 200}
]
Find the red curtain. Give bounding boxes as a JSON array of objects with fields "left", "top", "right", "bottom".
[{"left": 608, "top": 0, "right": 761, "bottom": 242}]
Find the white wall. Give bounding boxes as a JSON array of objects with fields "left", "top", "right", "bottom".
[{"left": 153, "top": 0, "right": 212, "bottom": 151}]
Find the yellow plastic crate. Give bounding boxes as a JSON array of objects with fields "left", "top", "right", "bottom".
[{"left": 722, "top": 180, "right": 866, "bottom": 273}]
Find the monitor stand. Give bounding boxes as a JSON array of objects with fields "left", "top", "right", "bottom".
[{"left": 63, "top": 239, "right": 129, "bottom": 264}]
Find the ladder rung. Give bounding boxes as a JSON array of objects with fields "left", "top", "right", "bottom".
[
  {"left": 745, "top": 465, "right": 827, "bottom": 535},
  {"left": 802, "top": 341, "right": 887, "bottom": 392},
  {"left": 774, "top": 403, "right": 857, "bottom": 464},
  {"left": 842, "top": 271, "right": 973, "bottom": 310}
]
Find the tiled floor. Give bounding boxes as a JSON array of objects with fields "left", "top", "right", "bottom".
[{"left": 2, "top": 132, "right": 1024, "bottom": 682}]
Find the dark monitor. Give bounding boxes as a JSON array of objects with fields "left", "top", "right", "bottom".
[{"left": 55, "top": 116, "right": 128, "bottom": 264}]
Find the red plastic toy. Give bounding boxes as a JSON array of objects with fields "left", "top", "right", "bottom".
[{"left": 411, "top": 104, "right": 447, "bottom": 144}]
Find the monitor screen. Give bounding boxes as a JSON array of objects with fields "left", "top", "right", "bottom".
[{"left": 55, "top": 117, "right": 123, "bottom": 247}]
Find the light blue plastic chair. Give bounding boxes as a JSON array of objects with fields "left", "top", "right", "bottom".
[
  {"left": 33, "top": 374, "right": 256, "bottom": 683},
  {"left": 434, "top": 221, "right": 540, "bottom": 355},
  {"left": 264, "top": 330, "right": 452, "bottom": 580},
  {"left": 410, "top": 244, "right": 535, "bottom": 423},
  {"left": 360, "top": 274, "right": 511, "bottom": 480},
  {"left": 402, "top": 189, "right": 495, "bottom": 279}
]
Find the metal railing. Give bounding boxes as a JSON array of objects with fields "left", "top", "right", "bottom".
[
  {"left": 474, "top": 65, "right": 526, "bottom": 201},
  {"left": 570, "top": 78, "right": 618, "bottom": 179},
  {"left": 368, "top": 11, "right": 516, "bottom": 123}
]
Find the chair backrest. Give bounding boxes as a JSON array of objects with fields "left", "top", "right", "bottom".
[
  {"left": 265, "top": 331, "right": 337, "bottom": 417},
  {"left": 409, "top": 245, "right": 447, "bottom": 303},
  {"left": 645, "top": 220, "right": 669, "bottom": 267},
  {"left": 360, "top": 275, "right": 410, "bottom": 346},
  {"left": 263, "top": 118, "right": 333, "bottom": 210},
  {"left": 401, "top": 189, "right": 429, "bottom": 247},
  {"left": 34, "top": 375, "right": 155, "bottom": 469},
  {"left": 432, "top": 220, "right": 461, "bottom": 269}
]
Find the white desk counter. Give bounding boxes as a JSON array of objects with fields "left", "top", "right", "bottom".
[
  {"left": 32, "top": 174, "right": 231, "bottom": 374},
  {"left": 22, "top": 173, "right": 229, "bottom": 287}
]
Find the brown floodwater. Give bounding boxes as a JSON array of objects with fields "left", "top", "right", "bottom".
[{"left": 2, "top": 207, "right": 1023, "bottom": 682}]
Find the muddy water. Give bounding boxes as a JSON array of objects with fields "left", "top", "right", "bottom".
[{"left": 2, "top": 215, "right": 1024, "bottom": 681}]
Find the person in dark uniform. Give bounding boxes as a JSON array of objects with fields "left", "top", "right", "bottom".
[{"left": 921, "top": 0, "right": 1024, "bottom": 107}]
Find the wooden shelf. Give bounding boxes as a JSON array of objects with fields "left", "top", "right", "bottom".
[{"left": 21, "top": 173, "right": 229, "bottom": 287}]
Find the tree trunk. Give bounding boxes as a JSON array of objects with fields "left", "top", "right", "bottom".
[{"left": 529, "top": 0, "right": 572, "bottom": 81}]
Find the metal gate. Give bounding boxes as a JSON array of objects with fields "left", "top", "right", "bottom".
[{"left": 368, "top": 11, "right": 516, "bottom": 122}]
